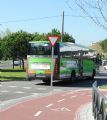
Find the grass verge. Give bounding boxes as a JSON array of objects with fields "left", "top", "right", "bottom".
[
  {"left": 0, "top": 67, "right": 26, "bottom": 81},
  {"left": 99, "top": 85, "right": 107, "bottom": 90}
]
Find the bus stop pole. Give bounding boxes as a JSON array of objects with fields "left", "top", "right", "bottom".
[{"left": 51, "top": 47, "right": 54, "bottom": 86}]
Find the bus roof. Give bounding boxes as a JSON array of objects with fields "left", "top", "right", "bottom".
[
  {"left": 60, "top": 42, "right": 89, "bottom": 53},
  {"left": 29, "top": 41, "right": 93, "bottom": 53},
  {"left": 60, "top": 42, "right": 97, "bottom": 58}
]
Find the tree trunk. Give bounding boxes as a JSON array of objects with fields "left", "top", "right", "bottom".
[
  {"left": 12, "top": 59, "right": 14, "bottom": 69},
  {"left": 22, "top": 59, "right": 24, "bottom": 70}
]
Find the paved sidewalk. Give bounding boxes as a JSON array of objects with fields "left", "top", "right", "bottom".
[
  {"left": 75, "top": 102, "right": 94, "bottom": 120},
  {"left": 75, "top": 66, "right": 107, "bottom": 120}
]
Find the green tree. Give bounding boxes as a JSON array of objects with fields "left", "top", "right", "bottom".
[
  {"left": 1, "top": 30, "right": 33, "bottom": 69},
  {"left": 100, "top": 39, "right": 107, "bottom": 52},
  {"left": 48, "top": 28, "right": 75, "bottom": 43},
  {"left": 0, "top": 28, "right": 75, "bottom": 68},
  {"left": 1, "top": 35, "right": 15, "bottom": 60},
  {"left": 63, "top": 32, "right": 75, "bottom": 43},
  {"left": 32, "top": 32, "right": 47, "bottom": 41},
  {"left": 48, "top": 28, "right": 60, "bottom": 36},
  {"left": 0, "top": 38, "right": 3, "bottom": 60}
]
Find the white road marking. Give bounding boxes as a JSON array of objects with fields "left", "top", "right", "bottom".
[
  {"left": 0, "top": 85, "right": 3, "bottom": 87},
  {"left": 57, "top": 99, "right": 65, "bottom": 102},
  {"left": 34, "top": 81, "right": 43, "bottom": 84},
  {"left": 62, "top": 91, "right": 73, "bottom": 96},
  {"left": 8, "top": 86, "right": 17, "bottom": 88},
  {"left": 31, "top": 93, "right": 39, "bottom": 95},
  {"left": 37, "top": 88, "right": 47, "bottom": 90},
  {"left": 62, "top": 89, "right": 90, "bottom": 96},
  {"left": 23, "top": 87, "right": 31, "bottom": 89},
  {"left": 34, "top": 111, "right": 42, "bottom": 117},
  {"left": 51, "top": 107, "right": 71, "bottom": 112},
  {"left": 46, "top": 104, "right": 53, "bottom": 108},
  {"left": 15, "top": 91, "right": 25, "bottom": 94},
  {"left": 75, "top": 89, "right": 90, "bottom": 92},
  {"left": 0, "top": 90, "right": 9, "bottom": 93},
  {"left": 70, "top": 95, "right": 77, "bottom": 98},
  {"left": 53, "top": 89, "right": 62, "bottom": 92}
]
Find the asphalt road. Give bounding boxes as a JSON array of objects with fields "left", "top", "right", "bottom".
[
  {"left": 0, "top": 77, "right": 107, "bottom": 108},
  {"left": 0, "top": 78, "right": 107, "bottom": 120},
  {"left": 0, "top": 89, "right": 92, "bottom": 120},
  {"left": 0, "top": 80, "right": 89, "bottom": 101},
  {"left": 0, "top": 67, "right": 107, "bottom": 120}
]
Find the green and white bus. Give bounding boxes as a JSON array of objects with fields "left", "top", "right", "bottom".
[{"left": 26, "top": 41, "right": 98, "bottom": 83}]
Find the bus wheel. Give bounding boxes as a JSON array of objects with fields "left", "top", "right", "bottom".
[
  {"left": 71, "top": 70, "right": 76, "bottom": 82},
  {"left": 27, "top": 76, "right": 32, "bottom": 81},
  {"left": 27, "top": 74, "right": 34, "bottom": 81}
]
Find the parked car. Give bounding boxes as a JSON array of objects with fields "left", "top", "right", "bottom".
[
  {"left": 12, "top": 60, "right": 22, "bottom": 66},
  {"left": 104, "top": 65, "right": 107, "bottom": 70},
  {"left": 102, "top": 60, "right": 107, "bottom": 70}
]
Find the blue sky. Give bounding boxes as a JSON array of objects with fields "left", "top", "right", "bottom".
[{"left": 0, "top": 0, "right": 107, "bottom": 46}]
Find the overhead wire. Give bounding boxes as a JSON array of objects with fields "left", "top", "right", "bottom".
[
  {"left": 0, "top": 15, "right": 61, "bottom": 24},
  {"left": 0, "top": 14, "right": 104, "bottom": 25}
]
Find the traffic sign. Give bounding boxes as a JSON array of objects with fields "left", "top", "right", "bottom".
[
  {"left": 47, "top": 35, "right": 60, "bottom": 86},
  {"left": 48, "top": 36, "right": 60, "bottom": 47}
]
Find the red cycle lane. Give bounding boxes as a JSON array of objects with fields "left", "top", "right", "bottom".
[{"left": 0, "top": 89, "right": 92, "bottom": 120}]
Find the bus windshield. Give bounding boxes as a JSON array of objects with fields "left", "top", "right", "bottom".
[{"left": 28, "top": 42, "right": 59, "bottom": 55}]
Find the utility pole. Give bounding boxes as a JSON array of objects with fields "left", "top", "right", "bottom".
[{"left": 61, "top": 11, "right": 64, "bottom": 42}]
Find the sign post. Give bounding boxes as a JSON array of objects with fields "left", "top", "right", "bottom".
[{"left": 48, "top": 36, "right": 60, "bottom": 86}]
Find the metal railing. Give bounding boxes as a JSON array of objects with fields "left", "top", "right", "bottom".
[{"left": 92, "top": 81, "right": 107, "bottom": 120}]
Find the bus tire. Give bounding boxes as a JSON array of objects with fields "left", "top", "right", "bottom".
[
  {"left": 71, "top": 70, "right": 76, "bottom": 82},
  {"left": 27, "top": 74, "right": 34, "bottom": 81},
  {"left": 27, "top": 76, "right": 32, "bottom": 81}
]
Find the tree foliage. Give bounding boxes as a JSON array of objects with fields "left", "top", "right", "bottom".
[
  {"left": 32, "top": 32, "right": 47, "bottom": 41},
  {"left": 48, "top": 28, "right": 75, "bottom": 43},
  {"left": 63, "top": 32, "right": 75, "bottom": 42},
  {"left": 0, "top": 28, "right": 75, "bottom": 69},
  {"left": 1, "top": 30, "right": 33, "bottom": 69},
  {"left": 100, "top": 39, "right": 107, "bottom": 52},
  {"left": 0, "top": 38, "right": 3, "bottom": 60}
]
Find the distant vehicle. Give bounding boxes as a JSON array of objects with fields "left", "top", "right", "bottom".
[
  {"left": 104, "top": 65, "right": 107, "bottom": 70},
  {"left": 13, "top": 60, "right": 22, "bottom": 66},
  {"left": 102, "top": 60, "right": 107, "bottom": 70},
  {"left": 26, "top": 41, "right": 99, "bottom": 82}
]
